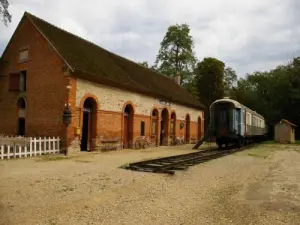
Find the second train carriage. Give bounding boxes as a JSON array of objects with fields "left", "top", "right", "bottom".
[{"left": 210, "top": 97, "right": 267, "bottom": 148}]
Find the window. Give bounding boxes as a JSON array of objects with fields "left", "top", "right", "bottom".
[
  {"left": 20, "top": 71, "right": 27, "bottom": 91},
  {"left": 170, "top": 113, "right": 176, "bottom": 136},
  {"left": 19, "top": 49, "right": 28, "bottom": 62},
  {"left": 8, "top": 71, "right": 27, "bottom": 92},
  {"left": 246, "top": 112, "right": 252, "bottom": 125},
  {"left": 140, "top": 121, "right": 145, "bottom": 136},
  {"left": 9, "top": 73, "right": 20, "bottom": 91},
  {"left": 220, "top": 109, "right": 227, "bottom": 123}
]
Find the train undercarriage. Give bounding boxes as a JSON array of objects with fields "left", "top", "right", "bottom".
[{"left": 216, "top": 135, "right": 267, "bottom": 149}]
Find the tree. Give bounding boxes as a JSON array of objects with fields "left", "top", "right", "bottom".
[
  {"left": 0, "top": 0, "right": 11, "bottom": 26},
  {"left": 138, "top": 61, "right": 149, "bottom": 68},
  {"left": 195, "top": 57, "right": 225, "bottom": 107},
  {"left": 154, "top": 23, "right": 197, "bottom": 85},
  {"left": 230, "top": 57, "right": 300, "bottom": 139},
  {"left": 195, "top": 57, "right": 225, "bottom": 129},
  {"left": 224, "top": 67, "right": 237, "bottom": 95}
]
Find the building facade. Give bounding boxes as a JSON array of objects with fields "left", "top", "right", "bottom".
[
  {"left": 274, "top": 119, "right": 297, "bottom": 144},
  {"left": 0, "top": 12, "right": 205, "bottom": 152}
]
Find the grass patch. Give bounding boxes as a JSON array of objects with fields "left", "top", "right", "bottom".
[
  {"left": 119, "top": 163, "right": 130, "bottom": 169},
  {"left": 74, "top": 159, "right": 92, "bottom": 163},
  {"left": 262, "top": 140, "right": 276, "bottom": 144},
  {"left": 247, "top": 152, "right": 268, "bottom": 159},
  {"left": 262, "top": 140, "right": 300, "bottom": 145},
  {"left": 235, "top": 144, "right": 279, "bottom": 158},
  {"left": 36, "top": 154, "right": 73, "bottom": 162}
]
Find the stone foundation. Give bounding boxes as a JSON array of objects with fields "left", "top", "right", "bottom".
[
  {"left": 69, "top": 136, "right": 81, "bottom": 153},
  {"left": 94, "top": 136, "right": 122, "bottom": 151}
]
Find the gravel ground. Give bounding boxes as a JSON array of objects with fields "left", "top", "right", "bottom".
[{"left": 0, "top": 143, "right": 300, "bottom": 225}]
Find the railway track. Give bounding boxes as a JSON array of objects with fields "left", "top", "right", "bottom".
[{"left": 123, "top": 145, "right": 251, "bottom": 174}]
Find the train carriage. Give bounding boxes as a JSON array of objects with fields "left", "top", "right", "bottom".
[{"left": 210, "top": 97, "right": 267, "bottom": 149}]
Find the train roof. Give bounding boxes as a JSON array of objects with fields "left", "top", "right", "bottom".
[{"left": 210, "top": 97, "right": 264, "bottom": 118}]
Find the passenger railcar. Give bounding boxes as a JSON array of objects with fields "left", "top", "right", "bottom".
[{"left": 210, "top": 97, "right": 267, "bottom": 148}]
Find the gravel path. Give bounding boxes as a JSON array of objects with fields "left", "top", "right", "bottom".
[{"left": 0, "top": 144, "right": 300, "bottom": 225}]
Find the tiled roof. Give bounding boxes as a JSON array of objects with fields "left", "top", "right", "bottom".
[
  {"left": 25, "top": 12, "right": 205, "bottom": 109},
  {"left": 280, "top": 119, "right": 297, "bottom": 127}
]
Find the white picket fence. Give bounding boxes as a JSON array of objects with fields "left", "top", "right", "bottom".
[{"left": 0, "top": 136, "right": 61, "bottom": 160}]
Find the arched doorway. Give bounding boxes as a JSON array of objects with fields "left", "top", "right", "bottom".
[
  {"left": 123, "top": 104, "right": 134, "bottom": 149},
  {"left": 160, "top": 108, "right": 169, "bottom": 145},
  {"left": 17, "top": 98, "right": 26, "bottom": 136},
  {"left": 170, "top": 112, "right": 176, "bottom": 139},
  {"left": 80, "top": 98, "right": 97, "bottom": 151},
  {"left": 185, "top": 114, "right": 191, "bottom": 144},
  {"left": 198, "top": 117, "right": 202, "bottom": 140},
  {"left": 151, "top": 109, "right": 159, "bottom": 146}
]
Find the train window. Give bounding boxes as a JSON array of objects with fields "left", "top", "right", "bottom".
[
  {"left": 220, "top": 109, "right": 227, "bottom": 122},
  {"left": 246, "top": 113, "right": 251, "bottom": 125},
  {"left": 248, "top": 113, "right": 252, "bottom": 125}
]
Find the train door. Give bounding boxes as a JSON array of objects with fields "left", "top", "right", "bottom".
[
  {"left": 237, "top": 109, "right": 245, "bottom": 136},
  {"left": 233, "top": 109, "right": 239, "bottom": 134}
]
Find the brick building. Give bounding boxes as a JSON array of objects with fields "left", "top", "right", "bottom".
[{"left": 0, "top": 12, "right": 205, "bottom": 152}]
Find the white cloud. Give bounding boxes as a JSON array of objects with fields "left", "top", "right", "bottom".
[{"left": 1, "top": 0, "right": 299, "bottom": 77}]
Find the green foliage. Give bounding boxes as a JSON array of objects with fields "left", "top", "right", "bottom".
[
  {"left": 195, "top": 57, "right": 225, "bottom": 107},
  {"left": 0, "top": 0, "right": 11, "bottom": 26},
  {"left": 224, "top": 67, "right": 237, "bottom": 95},
  {"left": 230, "top": 57, "right": 300, "bottom": 138},
  {"left": 154, "top": 24, "right": 197, "bottom": 85},
  {"left": 138, "top": 61, "right": 149, "bottom": 68},
  {"left": 194, "top": 57, "right": 225, "bottom": 129}
]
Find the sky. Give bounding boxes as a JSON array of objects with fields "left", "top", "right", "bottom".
[{"left": 1, "top": 0, "right": 300, "bottom": 77}]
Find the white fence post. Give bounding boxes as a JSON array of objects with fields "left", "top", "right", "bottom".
[
  {"left": 0, "top": 136, "right": 61, "bottom": 160},
  {"left": 7, "top": 145, "right": 11, "bottom": 159},
  {"left": 44, "top": 137, "right": 47, "bottom": 154},
  {"left": 39, "top": 137, "right": 42, "bottom": 156},
  {"left": 30, "top": 138, "right": 33, "bottom": 157},
  {"left": 34, "top": 138, "right": 37, "bottom": 156},
  {"left": 24, "top": 145, "right": 27, "bottom": 158},
  {"left": 0, "top": 145, "right": 4, "bottom": 160},
  {"left": 57, "top": 137, "right": 60, "bottom": 152}
]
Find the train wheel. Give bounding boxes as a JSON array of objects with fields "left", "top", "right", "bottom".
[
  {"left": 236, "top": 139, "right": 241, "bottom": 149},
  {"left": 217, "top": 143, "right": 223, "bottom": 150},
  {"left": 224, "top": 142, "right": 228, "bottom": 149}
]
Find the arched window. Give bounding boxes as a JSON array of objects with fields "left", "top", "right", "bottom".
[
  {"left": 17, "top": 97, "right": 26, "bottom": 136},
  {"left": 170, "top": 112, "right": 176, "bottom": 137}
]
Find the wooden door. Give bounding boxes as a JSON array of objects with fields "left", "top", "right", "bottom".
[
  {"left": 198, "top": 119, "right": 201, "bottom": 140},
  {"left": 87, "top": 111, "right": 92, "bottom": 151},
  {"left": 81, "top": 111, "right": 89, "bottom": 151},
  {"left": 123, "top": 114, "right": 129, "bottom": 148}
]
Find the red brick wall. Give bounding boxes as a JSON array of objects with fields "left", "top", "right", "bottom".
[
  {"left": 71, "top": 105, "right": 201, "bottom": 149},
  {"left": 0, "top": 17, "right": 67, "bottom": 137},
  {"left": 0, "top": 17, "right": 205, "bottom": 149}
]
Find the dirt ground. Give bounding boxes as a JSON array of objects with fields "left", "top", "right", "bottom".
[{"left": 0, "top": 143, "right": 300, "bottom": 225}]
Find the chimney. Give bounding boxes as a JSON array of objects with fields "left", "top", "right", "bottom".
[{"left": 174, "top": 72, "right": 180, "bottom": 85}]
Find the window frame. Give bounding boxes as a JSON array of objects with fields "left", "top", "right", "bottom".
[
  {"left": 19, "top": 48, "right": 29, "bottom": 63},
  {"left": 140, "top": 121, "right": 145, "bottom": 136}
]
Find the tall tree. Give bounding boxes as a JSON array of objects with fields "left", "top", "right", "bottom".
[
  {"left": 0, "top": 0, "right": 11, "bottom": 26},
  {"left": 230, "top": 57, "right": 300, "bottom": 138},
  {"left": 195, "top": 57, "right": 225, "bottom": 107},
  {"left": 195, "top": 57, "right": 225, "bottom": 129},
  {"left": 224, "top": 67, "right": 237, "bottom": 95},
  {"left": 154, "top": 23, "right": 197, "bottom": 85}
]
